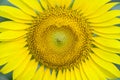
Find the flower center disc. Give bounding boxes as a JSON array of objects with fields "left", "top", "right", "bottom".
[{"left": 27, "top": 7, "right": 91, "bottom": 69}]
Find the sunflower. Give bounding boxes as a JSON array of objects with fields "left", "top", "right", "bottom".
[{"left": 0, "top": 0, "right": 120, "bottom": 80}]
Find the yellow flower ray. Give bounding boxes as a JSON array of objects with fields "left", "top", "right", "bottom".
[{"left": 8, "top": 0, "right": 37, "bottom": 16}]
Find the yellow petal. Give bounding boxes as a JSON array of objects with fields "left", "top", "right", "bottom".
[
  {"left": 90, "top": 53, "right": 120, "bottom": 78},
  {"left": 71, "top": 68, "right": 76, "bottom": 80},
  {"left": 45, "top": 0, "right": 57, "bottom": 7},
  {"left": 43, "top": 68, "right": 51, "bottom": 80},
  {"left": 13, "top": 54, "right": 32, "bottom": 80},
  {"left": 93, "top": 37, "right": 120, "bottom": 49},
  {"left": 96, "top": 32, "right": 120, "bottom": 39},
  {"left": 88, "top": 58, "right": 107, "bottom": 79},
  {"left": 0, "top": 28, "right": 6, "bottom": 32},
  {"left": 75, "top": 0, "right": 95, "bottom": 15},
  {"left": 62, "top": 70, "right": 66, "bottom": 80},
  {"left": 1, "top": 48, "right": 28, "bottom": 74},
  {"left": 74, "top": 67, "right": 82, "bottom": 80},
  {"left": 8, "top": 0, "right": 37, "bottom": 16},
  {"left": 32, "top": 65, "right": 45, "bottom": 80},
  {"left": 48, "top": 0, "right": 73, "bottom": 8},
  {"left": 93, "top": 42, "right": 120, "bottom": 53},
  {"left": 82, "top": 60, "right": 99, "bottom": 80},
  {"left": 88, "top": 2, "right": 119, "bottom": 18},
  {"left": 93, "top": 26, "right": 120, "bottom": 34},
  {"left": 72, "top": 0, "right": 82, "bottom": 10},
  {"left": 0, "top": 6, "right": 33, "bottom": 20},
  {"left": 0, "top": 57, "right": 8, "bottom": 66},
  {"left": 66, "top": 69, "right": 71, "bottom": 80},
  {"left": 60, "top": 0, "right": 72, "bottom": 7},
  {"left": 17, "top": 59, "right": 38, "bottom": 80},
  {"left": 21, "top": 0, "right": 43, "bottom": 12},
  {"left": 56, "top": 70, "right": 63, "bottom": 80},
  {"left": 52, "top": 0, "right": 61, "bottom": 7},
  {"left": 0, "top": 21, "right": 30, "bottom": 30},
  {"left": 88, "top": 10, "right": 120, "bottom": 23},
  {"left": 80, "top": 0, "right": 95, "bottom": 14},
  {"left": 83, "top": 0, "right": 110, "bottom": 16},
  {"left": 90, "top": 18, "right": 120, "bottom": 27},
  {"left": 0, "top": 48, "right": 25, "bottom": 59},
  {"left": 50, "top": 70, "right": 56, "bottom": 80},
  {"left": 90, "top": 56, "right": 116, "bottom": 78},
  {"left": 73, "top": 0, "right": 89, "bottom": 12},
  {"left": 0, "top": 38, "right": 26, "bottom": 54},
  {"left": 0, "top": 10, "right": 31, "bottom": 23},
  {"left": 80, "top": 64, "right": 88, "bottom": 80},
  {"left": 92, "top": 48, "right": 120, "bottom": 64},
  {"left": 39, "top": 0, "right": 48, "bottom": 10},
  {"left": 0, "top": 31, "right": 27, "bottom": 41}
]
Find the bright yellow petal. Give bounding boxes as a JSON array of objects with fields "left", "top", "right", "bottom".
[
  {"left": 13, "top": 54, "right": 32, "bottom": 80},
  {"left": 66, "top": 69, "right": 71, "bottom": 80},
  {"left": 0, "top": 21, "right": 30, "bottom": 30},
  {"left": 0, "top": 6, "right": 33, "bottom": 20},
  {"left": 90, "top": 53, "right": 120, "bottom": 78},
  {"left": 0, "top": 31, "right": 27, "bottom": 41},
  {"left": 0, "top": 10, "right": 31, "bottom": 23},
  {"left": 71, "top": 68, "right": 76, "bottom": 80},
  {"left": 93, "top": 42, "right": 120, "bottom": 53},
  {"left": 80, "top": 64, "right": 88, "bottom": 80},
  {"left": 96, "top": 32, "right": 120, "bottom": 39},
  {"left": 0, "top": 57, "right": 8, "bottom": 66},
  {"left": 92, "top": 48, "right": 120, "bottom": 64},
  {"left": 90, "top": 57, "right": 116, "bottom": 78},
  {"left": 93, "top": 26, "right": 120, "bottom": 34},
  {"left": 46, "top": 0, "right": 72, "bottom": 8},
  {"left": 73, "top": 0, "right": 89, "bottom": 12},
  {"left": 88, "top": 58, "right": 107, "bottom": 79},
  {"left": 87, "top": 2, "right": 119, "bottom": 18},
  {"left": 0, "top": 47, "right": 25, "bottom": 59},
  {"left": 50, "top": 70, "right": 56, "bottom": 80},
  {"left": 74, "top": 67, "right": 82, "bottom": 80},
  {"left": 53, "top": 0, "right": 61, "bottom": 7},
  {"left": 72, "top": 0, "right": 82, "bottom": 10},
  {"left": 88, "top": 10, "right": 120, "bottom": 23},
  {"left": 43, "top": 68, "right": 51, "bottom": 80},
  {"left": 17, "top": 59, "right": 38, "bottom": 80},
  {"left": 21, "top": 0, "right": 43, "bottom": 12},
  {"left": 39, "top": 0, "right": 48, "bottom": 10},
  {"left": 62, "top": 70, "right": 66, "bottom": 80},
  {"left": 0, "top": 48, "right": 28, "bottom": 74},
  {"left": 44, "top": 0, "right": 56, "bottom": 7},
  {"left": 0, "top": 38, "right": 26, "bottom": 55},
  {"left": 93, "top": 37, "right": 120, "bottom": 49},
  {"left": 60, "top": 0, "right": 72, "bottom": 7},
  {"left": 82, "top": 60, "right": 99, "bottom": 80},
  {"left": 83, "top": 0, "right": 110, "bottom": 16},
  {"left": 80, "top": 0, "right": 95, "bottom": 14},
  {"left": 56, "top": 70, "right": 63, "bottom": 80},
  {"left": 32, "top": 65, "right": 44, "bottom": 80},
  {"left": 0, "top": 28, "right": 6, "bottom": 32},
  {"left": 8, "top": 0, "right": 37, "bottom": 16},
  {"left": 90, "top": 18, "right": 120, "bottom": 27}
]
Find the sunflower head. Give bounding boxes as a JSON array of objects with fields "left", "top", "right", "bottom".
[
  {"left": 27, "top": 7, "right": 91, "bottom": 69},
  {"left": 0, "top": 0, "right": 120, "bottom": 80}
]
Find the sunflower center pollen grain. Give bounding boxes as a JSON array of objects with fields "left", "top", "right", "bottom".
[{"left": 27, "top": 7, "right": 91, "bottom": 69}]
